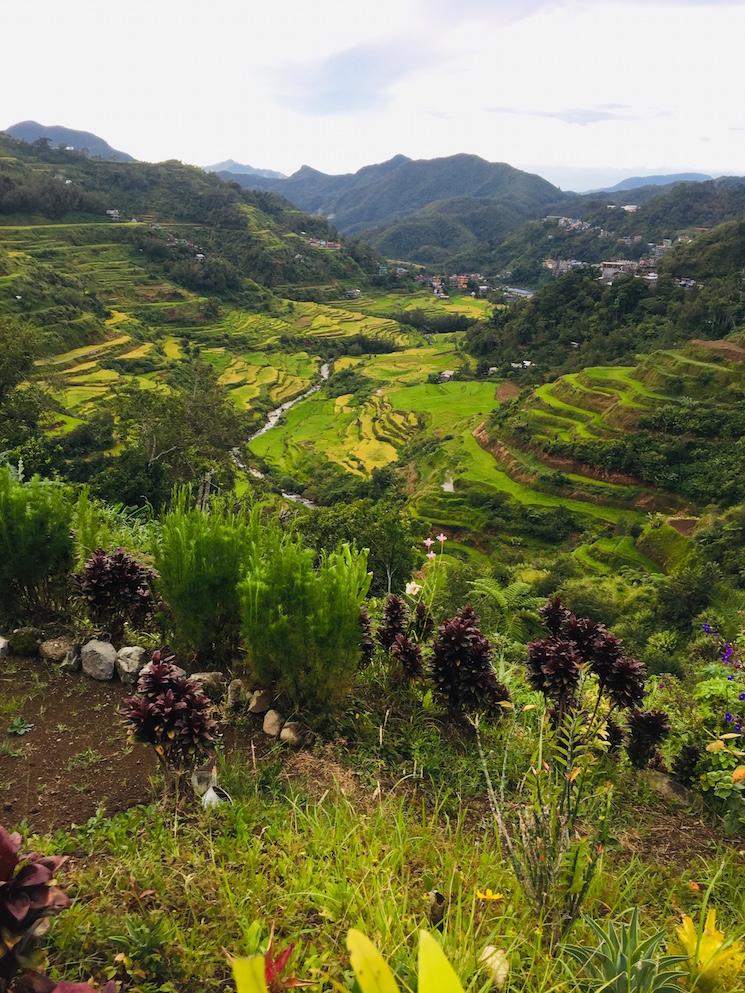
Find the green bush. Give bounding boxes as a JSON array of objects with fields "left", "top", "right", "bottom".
[
  {"left": 0, "top": 466, "right": 73, "bottom": 620},
  {"left": 155, "top": 490, "right": 258, "bottom": 663},
  {"left": 239, "top": 532, "right": 371, "bottom": 712}
]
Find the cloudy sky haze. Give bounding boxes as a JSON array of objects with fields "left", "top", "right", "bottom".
[{"left": 2, "top": 0, "right": 744, "bottom": 189}]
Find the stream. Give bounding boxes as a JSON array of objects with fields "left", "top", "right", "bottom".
[{"left": 233, "top": 360, "right": 331, "bottom": 508}]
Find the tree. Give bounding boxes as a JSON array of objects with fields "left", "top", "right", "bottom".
[
  {"left": 97, "top": 360, "right": 248, "bottom": 506},
  {"left": 0, "top": 317, "right": 50, "bottom": 451},
  {"left": 298, "top": 499, "right": 421, "bottom": 595}
]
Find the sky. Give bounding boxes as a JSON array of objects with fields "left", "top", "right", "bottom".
[{"left": 2, "top": 0, "right": 744, "bottom": 190}]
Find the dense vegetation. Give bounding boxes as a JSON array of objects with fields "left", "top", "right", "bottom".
[{"left": 467, "top": 220, "right": 745, "bottom": 378}]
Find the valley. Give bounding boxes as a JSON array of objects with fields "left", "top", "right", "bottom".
[{"left": 4, "top": 122, "right": 745, "bottom": 993}]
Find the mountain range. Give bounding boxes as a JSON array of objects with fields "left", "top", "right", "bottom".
[
  {"left": 593, "top": 172, "right": 713, "bottom": 193},
  {"left": 5, "top": 120, "right": 134, "bottom": 162},
  {"left": 6, "top": 121, "right": 742, "bottom": 270}
]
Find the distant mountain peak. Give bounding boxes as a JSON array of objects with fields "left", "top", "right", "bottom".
[
  {"left": 592, "top": 172, "right": 713, "bottom": 194},
  {"left": 204, "top": 158, "right": 285, "bottom": 179},
  {"left": 4, "top": 120, "right": 133, "bottom": 162}
]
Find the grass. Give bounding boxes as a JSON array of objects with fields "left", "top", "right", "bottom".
[{"left": 33, "top": 705, "right": 745, "bottom": 993}]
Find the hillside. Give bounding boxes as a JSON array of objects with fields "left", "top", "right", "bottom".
[
  {"left": 5, "top": 120, "right": 134, "bottom": 161},
  {"left": 225, "top": 153, "right": 567, "bottom": 263},
  {"left": 227, "top": 152, "right": 745, "bottom": 270},
  {"left": 467, "top": 218, "right": 745, "bottom": 376}
]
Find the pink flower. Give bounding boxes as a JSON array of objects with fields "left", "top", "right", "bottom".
[
  {"left": 424, "top": 537, "right": 435, "bottom": 548},
  {"left": 436, "top": 532, "right": 447, "bottom": 543},
  {"left": 427, "top": 551, "right": 436, "bottom": 560}
]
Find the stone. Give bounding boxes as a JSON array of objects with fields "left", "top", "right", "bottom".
[
  {"left": 9, "top": 627, "right": 44, "bottom": 656},
  {"left": 39, "top": 637, "right": 74, "bottom": 664},
  {"left": 60, "top": 646, "right": 81, "bottom": 673},
  {"left": 262, "top": 709, "right": 284, "bottom": 737},
  {"left": 0, "top": 637, "right": 9, "bottom": 660},
  {"left": 279, "top": 721, "right": 308, "bottom": 747},
  {"left": 227, "top": 678, "right": 249, "bottom": 711},
  {"left": 191, "top": 671, "right": 228, "bottom": 702},
  {"left": 81, "top": 639, "right": 116, "bottom": 681},
  {"left": 115, "top": 646, "right": 147, "bottom": 685},
  {"left": 248, "top": 688, "right": 272, "bottom": 714}
]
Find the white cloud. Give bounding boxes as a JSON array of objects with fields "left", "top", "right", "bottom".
[{"left": 1, "top": 0, "right": 744, "bottom": 187}]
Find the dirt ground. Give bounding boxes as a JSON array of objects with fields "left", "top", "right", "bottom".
[{"left": 0, "top": 656, "right": 159, "bottom": 833}]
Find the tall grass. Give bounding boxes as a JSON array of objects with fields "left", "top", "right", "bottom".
[
  {"left": 155, "top": 489, "right": 260, "bottom": 663},
  {"left": 239, "top": 534, "right": 371, "bottom": 712},
  {"left": 0, "top": 466, "right": 73, "bottom": 621},
  {"left": 72, "top": 488, "right": 157, "bottom": 569}
]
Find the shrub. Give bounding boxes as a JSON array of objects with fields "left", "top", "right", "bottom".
[
  {"left": 239, "top": 535, "right": 371, "bottom": 713},
  {"left": 527, "top": 598, "right": 647, "bottom": 717},
  {"left": 154, "top": 490, "right": 258, "bottom": 663},
  {"left": 74, "top": 548, "right": 156, "bottom": 643},
  {"left": 0, "top": 467, "right": 73, "bottom": 621},
  {"left": 121, "top": 650, "right": 218, "bottom": 788},
  {"left": 429, "top": 605, "right": 510, "bottom": 714}
]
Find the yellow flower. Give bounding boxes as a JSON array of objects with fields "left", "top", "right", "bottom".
[
  {"left": 675, "top": 908, "right": 745, "bottom": 992},
  {"left": 476, "top": 888, "right": 504, "bottom": 902}
]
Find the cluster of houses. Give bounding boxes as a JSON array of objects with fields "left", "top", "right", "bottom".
[
  {"left": 545, "top": 215, "right": 613, "bottom": 239},
  {"left": 307, "top": 237, "right": 341, "bottom": 250},
  {"left": 414, "top": 272, "right": 493, "bottom": 299}
]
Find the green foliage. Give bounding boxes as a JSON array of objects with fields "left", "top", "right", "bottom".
[
  {"left": 0, "top": 467, "right": 73, "bottom": 620},
  {"left": 565, "top": 908, "right": 687, "bottom": 993},
  {"left": 239, "top": 532, "right": 371, "bottom": 712},
  {"left": 155, "top": 490, "right": 258, "bottom": 662}
]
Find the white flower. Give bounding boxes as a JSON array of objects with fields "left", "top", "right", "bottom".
[
  {"left": 480, "top": 946, "right": 509, "bottom": 989},
  {"left": 405, "top": 581, "right": 422, "bottom": 596}
]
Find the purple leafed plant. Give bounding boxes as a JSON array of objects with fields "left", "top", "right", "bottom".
[
  {"left": 390, "top": 633, "right": 424, "bottom": 681},
  {"left": 430, "top": 605, "right": 510, "bottom": 714},
  {"left": 0, "top": 827, "right": 69, "bottom": 991},
  {"left": 375, "top": 594, "right": 409, "bottom": 651},
  {"left": 74, "top": 548, "right": 156, "bottom": 643},
  {"left": 121, "top": 650, "right": 218, "bottom": 782}
]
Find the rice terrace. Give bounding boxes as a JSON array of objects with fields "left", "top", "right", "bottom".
[{"left": 4, "top": 9, "right": 745, "bottom": 993}]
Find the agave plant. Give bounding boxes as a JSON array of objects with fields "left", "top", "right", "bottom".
[
  {"left": 565, "top": 908, "right": 687, "bottom": 993},
  {"left": 0, "top": 827, "right": 69, "bottom": 990}
]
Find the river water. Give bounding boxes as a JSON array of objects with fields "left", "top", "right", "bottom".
[{"left": 235, "top": 360, "right": 331, "bottom": 507}]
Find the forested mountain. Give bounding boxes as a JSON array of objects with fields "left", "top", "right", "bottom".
[
  {"left": 467, "top": 218, "right": 745, "bottom": 378},
  {"left": 225, "top": 155, "right": 563, "bottom": 244},
  {"left": 226, "top": 152, "right": 745, "bottom": 269},
  {"left": 0, "top": 132, "right": 373, "bottom": 290},
  {"left": 5, "top": 120, "right": 134, "bottom": 161}
]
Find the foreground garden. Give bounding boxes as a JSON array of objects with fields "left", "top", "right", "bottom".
[{"left": 2, "top": 467, "right": 745, "bottom": 993}]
